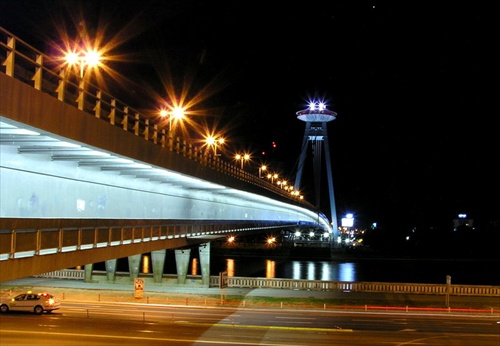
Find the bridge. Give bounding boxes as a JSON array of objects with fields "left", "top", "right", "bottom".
[{"left": 0, "top": 27, "right": 335, "bottom": 284}]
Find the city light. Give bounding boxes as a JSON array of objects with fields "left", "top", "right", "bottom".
[
  {"left": 65, "top": 49, "right": 103, "bottom": 78},
  {"left": 267, "top": 173, "right": 278, "bottom": 184},
  {"left": 277, "top": 180, "right": 288, "bottom": 189},
  {"left": 159, "top": 106, "right": 186, "bottom": 133},
  {"left": 307, "top": 101, "right": 328, "bottom": 111},
  {"left": 259, "top": 165, "right": 267, "bottom": 178},
  {"left": 235, "top": 153, "right": 250, "bottom": 170},
  {"left": 266, "top": 236, "right": 277, "bottom": 245},
  {"left": 205, "top": 135, "right": 225, "bottom": 156}
]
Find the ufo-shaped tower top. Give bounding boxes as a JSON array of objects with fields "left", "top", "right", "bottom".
[{"left": 296, "top": 102, "right": 337, "bottom": 122}]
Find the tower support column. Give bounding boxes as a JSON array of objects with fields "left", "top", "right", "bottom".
[{"left": 294, "top": 102, "right": 339, "bottom": 246}]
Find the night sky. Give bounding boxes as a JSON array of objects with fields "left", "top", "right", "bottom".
[{"left": 1, "top": 1, "right": 497, "bottom": 231}]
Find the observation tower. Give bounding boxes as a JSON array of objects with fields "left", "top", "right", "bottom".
[{"left": 294, "top": 102, "right": 338, "bottom": 244}]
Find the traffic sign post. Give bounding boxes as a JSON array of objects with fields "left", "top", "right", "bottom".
[{"left": 134, "top": 278, "right": 144, "bottom": 299}]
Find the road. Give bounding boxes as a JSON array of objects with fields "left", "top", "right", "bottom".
[{"left": 1, "top": 300, "right": 499, "bottom": 345}]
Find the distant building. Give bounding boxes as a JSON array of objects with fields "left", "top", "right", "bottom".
[{"left": 453, "top": 213, "right": 474, "bottom": 231}]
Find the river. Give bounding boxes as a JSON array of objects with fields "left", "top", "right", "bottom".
[{"left": 94, "top": 251, "right": 500, "bottom": 286}]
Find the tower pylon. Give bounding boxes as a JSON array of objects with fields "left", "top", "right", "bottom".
[{"left": 294, "top": 102, "right": 338, "bottom": 244}]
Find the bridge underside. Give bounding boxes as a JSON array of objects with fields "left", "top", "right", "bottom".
[{"left": 0, "top": 52, "right": 333, "bottom": 283}]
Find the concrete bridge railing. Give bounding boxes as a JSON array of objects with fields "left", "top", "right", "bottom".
[{"left": 35, "top": 269, "right": 500, "bottom": 297}]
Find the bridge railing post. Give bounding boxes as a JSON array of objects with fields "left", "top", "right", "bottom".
[
  {"left": 4, "top": 35, "right": 15, "bottom": 77},
  {"left": 33, "top": 54, "right": 43, "bottom": 90}
]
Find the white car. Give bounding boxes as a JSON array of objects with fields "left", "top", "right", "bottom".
[{"left": 0, "top": 292, "right": 61, "bottom": 314}]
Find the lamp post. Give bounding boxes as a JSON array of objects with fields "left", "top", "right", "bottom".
[
  {"left": 259, "top": 165, "right": 267, "bottom": 178},
  {"left": 235, "top": 153, "right": 250, "bottom": 170},
  {"left": 65, "top": 49, "right": 102, "bottom": 78},
  {"left": 206, "top": 136, "right": 225, "bottom": 156},
  {"left": 160, "top": 107, "right": 185, "bottom": 134},
  {"left": 267, "top": 173, "right": 278, "bottom": 184},
  {"left": 64, "top": 49, "right": 103, "bottom": 110}
]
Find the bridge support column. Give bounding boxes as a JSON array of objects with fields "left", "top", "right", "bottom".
[
  {"left": 174, "top": 249, "right": 191, "bottom": 284},
  {"left": 198, "top": 242, "right": 210, "bottom": 287},
  {"left": 84, "top": 264, "right": 94, "bottom": 282},
  {"left": 151, "top": 249, "right": 166, "bottom": 283},
  {"left": 128, "top": 254, "right": 142, "bottom": 282},
  {"left": 105, "top": 259, "right": 117, "bottom": 283}
]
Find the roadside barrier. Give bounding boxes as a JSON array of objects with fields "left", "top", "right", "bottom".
[{"left": 34, "top": 269, "right": 500, "bottom": 297}]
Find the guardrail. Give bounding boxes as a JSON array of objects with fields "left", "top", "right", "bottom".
[
  {"left": 0, "top": 26, "right": 316, "bottom": 210},
  {"left": 0, "top": 221, "right": 296, "bottom": 261},
  {"left": 35, "top": 269, "right": 500, "bottom": 297}
]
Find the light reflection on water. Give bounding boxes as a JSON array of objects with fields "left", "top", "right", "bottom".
[
  {"left": 226, "top": 259, "right": 235, "bottom": 277},
  {"left": 117, "top": 254, "right": 499, "bottom": 285},
  {"left": 338, "top": 262, "right": 355, "bottom": 282},
  {"left": 266, "top": 260, "right": 276, "bottom": 278}
]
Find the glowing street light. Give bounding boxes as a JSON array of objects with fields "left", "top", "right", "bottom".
[
  {"left": 277, "top": 180, "right": 287, "bottom": 189},
  {"left": 63, "top": 47, "right": 104, "bottom": 110},
  {"left": 259, "top": 165, "right": 267, "bottom": 178},
  {"left": 65, "top": 49, "right": 103, "bottom": 78},
  {"left": 266, "top": 236, "right": 277, "bottom": 246},
  {"left": 235, "top": 153, "right": 250, "bottom": 170},
  {"left": 205, "top": 135, "right": 225, "bottom": 156},
  {"left": 267, "top": 173, "right": 278, "bottom": 184},
  {"left": 160, "top": 106, "right": 185, "bottom": 133}
]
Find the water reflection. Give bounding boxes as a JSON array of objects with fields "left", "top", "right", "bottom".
[
  {"left": 142, "top": 256, "right": 150, "bottom": 274},
  {"left": 191, "top": 258, "right": 198, "bottom": 275},
  {"left": 292, "top": 262, "right": 301, "bottom": 279},
  {"left": 321, "top": 262, "right": 331, "bottom": 281},
  {"left": 338, "top": 262, "right": 355, "bottom": 282},
  {"left": 266, "top": 260, "right": 275, "bottom": 278},
  {"left": 102, "top": 254, "right": 499, "bottom": 285},
  {"left": 226, "top": 259, "right": 234, "bottom": 277},
  {"left": 307, "top": 262, "right": 315, "bottom": 280}
]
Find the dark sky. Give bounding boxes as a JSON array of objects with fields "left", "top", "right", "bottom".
[{"left": 1, "top": 1, "right": 497, "bottom": 229}]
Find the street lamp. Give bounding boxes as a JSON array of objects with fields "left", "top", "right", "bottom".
[
  {"left": 64, "top": 48, "right": 103, "bottom": 110},
  {"left": 235, "top": 153, "right": 250, "bottom": 170},
  {"left": 277, "top": 180, "right": 287, "bottom": 189},
  {"left": 65, "top": 49, "right": 103, "bottom": 78},
  {"left": 160, "top": 106, "right": 185, "bottom": 133},
  {"left": 205, "top": 135, "right": 225, "bottom": 156},
  {"left": 267, "top": 173, "right": 278, "bottom": 184},
  {"left": 259, "top": 165, "right": 267, "bottom": 178}
]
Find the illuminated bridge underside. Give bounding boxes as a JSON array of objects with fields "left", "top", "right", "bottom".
[
  {"left": 0, "top": 70, "right": 330, "bottom": 281},
  {"left": 0, "top": 72, "right": 325, "bottom": 225}
]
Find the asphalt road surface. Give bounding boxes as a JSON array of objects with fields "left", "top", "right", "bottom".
[{"left": 1, "top": 299, "right": 499, "bottom": 345}]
